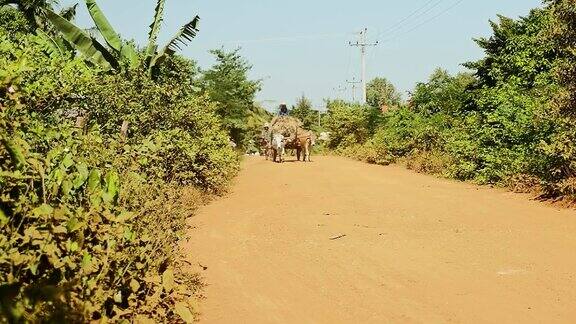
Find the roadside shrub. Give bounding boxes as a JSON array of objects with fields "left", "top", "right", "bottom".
[
  {"left": 0, "top": 22, "right": 237, "bottom": 322},
  {"left": 0, "top": 94, "right": 205, "bottom": 321},
  {"left": 404, "top": 150, "right": 455, "bottom": 175},
  {"left": 324, "top": 100, "right": 373, "bottom": 149},
  {"left": 2, "top": 31, "right": 238, "bottom": 192}
]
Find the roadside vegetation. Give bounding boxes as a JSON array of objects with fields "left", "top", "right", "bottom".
[
  {"left": 326, "top": 0, "right": 576, "bottom": 201},
  {"left": 0, "top": 1, "right": 266, "bottom": 322}
]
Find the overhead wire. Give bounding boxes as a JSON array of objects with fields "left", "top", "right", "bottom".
[
  {"left": 377, "top": 0, "right": 446, "bottom": 38},
  {"left": 381, "top": 0, "right": 466, "bottom": 43}
]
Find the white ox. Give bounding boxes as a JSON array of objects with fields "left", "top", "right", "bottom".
[{"left": 270, "top": 133, "right": 286, "bottom": 163}]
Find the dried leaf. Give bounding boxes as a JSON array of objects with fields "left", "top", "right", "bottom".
[
  {"left": 162, "top": 268, "right": 175, "bottom": 292},
  {"left": 116, "top": 211, "right": 136, "bottom": 223},
  {"left": 53, "top": 225, "right": 67, "bottom": 234},
  {"left": 114, "top": 290, "right": 122, "bottom": 304},
  {"left": 129, "top": 279, "right": 140, "bottom": 293},
  {"left": 174, "top": 302, "right": 194, "bottom": 323}
]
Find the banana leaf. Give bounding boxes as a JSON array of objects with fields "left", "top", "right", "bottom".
[
  {"left": 84, "top": 0, "right": 122, "bottom": 52},
  {"left": 150, "top": 16, "right": 199, "bottom": 70},
  {"left": 44, "top": 9, "right": 116, "bottom": 70},
  {"left": 146, "top": 0, "right": 165, "bottom": 58}
]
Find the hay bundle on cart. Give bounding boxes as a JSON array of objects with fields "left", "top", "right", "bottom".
[{"left": 268, "top": 116, "right": 303, "bottom": 142}]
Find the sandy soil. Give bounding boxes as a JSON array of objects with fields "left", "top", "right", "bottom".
[{"left": 183, "top": 156, "right": 576, "bottom": 323}]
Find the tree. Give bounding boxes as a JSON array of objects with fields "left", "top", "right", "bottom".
[
  {"left": 539, "top": 0, "right": 576, "bottom": 197},
  {"left": 324, "top": 100, "right": 372, "bottom": 148},
  {"left": 410, "top": 68, "right": 474, "bottom": 116},
  {"left": 366, "top": 77, "right": 402, "bottom": 111},
  {"left": 546, "top": 0, "right": 576, "bottom": 114},
  {"left": 43, "top": 0, "right": 199, "bottom": 74},
  {"left": 0, "top": 5, "right": 34, "bottom": 35},
  {"left": 201, "top": 48, "right": 261, "bottom": 147},
  {"left": 0, "top": 0, "right": 56, "bottom": 29},
  {"left": 290, "top": 94, "right": 317, "bottom": 129}
]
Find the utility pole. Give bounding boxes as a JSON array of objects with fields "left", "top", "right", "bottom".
[
  {"left": 346, "top": 78, "right": 361, "bottom": 102},
  {"left": 349, "top": 28, "right": 378, "bottom": 105}
]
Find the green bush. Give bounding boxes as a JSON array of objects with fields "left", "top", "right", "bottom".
[
  {"left": 0, "top": 100, "right": 203, "bottom": 321},
  {"left": 0, "top": 22, "right": 238, "bottom": 322},
  {"left": 324, "top": 100, "right": 375, "bottom": 149},
  {"left": 333, "top": 6, "right": 572, "bottom": 198}
]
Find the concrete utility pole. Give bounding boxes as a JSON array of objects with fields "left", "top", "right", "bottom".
[
  {"left": 349, "top": 28, "right": 378, "bottom": 105},
  {"left": 346, "top": 78, "right": 362, "bottom": 102}
]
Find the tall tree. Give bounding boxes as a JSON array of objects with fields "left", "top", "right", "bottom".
[
  {"left": 546, "top": 0, "right": 576, "bottom": 114},
  {"left": 460, "top": 8, "right": 558, "bottom": 183},
  {"left": 290, "top": 94, "right": 317, "bottom": 129},
  {"left": 366, "top": 77, "right": 402, "bottom": 111},
  {"left": 540, "top": 0, "right": 576, "bottom": 196},
  {"left": 201, "top": 48, "right": 261, "bottom": 146}
]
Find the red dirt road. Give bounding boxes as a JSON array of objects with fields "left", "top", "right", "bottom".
[{"left": 183, "top": 156, "right": 576, "bottom": 323}]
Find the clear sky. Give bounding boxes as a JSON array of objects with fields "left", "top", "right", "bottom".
[{"left": 58, "top": 0, "right": 543, "bottom": 111}]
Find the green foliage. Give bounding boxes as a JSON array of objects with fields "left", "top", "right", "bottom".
[
  {"left": 0, "top": 5, "right": 33, "bottom": 36},
  {"left": 44, "top": 8, "right": 116, "bottom": 71},
  {"left": 243, "top": 104, "right": 272, "bottom": 154},
  {"left": 0, "top": 0, "right": 55, "bottom": 30},
  {"left": 410, "top": 69, "right": 474, "bottom": 116},
  {"left": 539, "top": 0, "right": 576, "bottom": 197},
  {"left": 335, "top": 5, "right": 576, "bottom": 198},
  {"left": 42, "top": 0, "right": 199, "bottom": 75},
  {"left": 290, "top": 95, "right": 318, "bottom": 130},
  {"left": 0, "top": 22, "right": 238, "bottom": 322},
  {"left": 366, "top": 77, "right": 402, "bottom": 110},
  {"left": 324, "top": 100, "right": 373, "bottom": 149},
  {"left": 0, "top": 96, "right": 204, "bottom": 323},
  {"left": 201, "top": 48, "right": 262, "bottom": 149}
]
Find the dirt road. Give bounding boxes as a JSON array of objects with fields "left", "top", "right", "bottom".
[{"left": 183, "top": 156, "right": 576, "bottom": 323}]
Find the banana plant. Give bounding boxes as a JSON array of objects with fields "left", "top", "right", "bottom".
[
  {"left": 144, "top": 0, "right": 200, "bottom": 74},
  {"left": 44, "top": 0, "right": 200, "bottom": 75}
]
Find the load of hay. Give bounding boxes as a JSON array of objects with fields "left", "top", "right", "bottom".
[{"left": 268, "top": 116, "right": 304, "bottom": 141}]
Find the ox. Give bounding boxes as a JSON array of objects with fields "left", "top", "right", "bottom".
[{"left": 270, "top": 133, "right": 286, "bottom": 163}]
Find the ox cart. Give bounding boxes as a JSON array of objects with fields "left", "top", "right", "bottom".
[{"left": 263, "top": 116, "right": 316, "bottom": 163}]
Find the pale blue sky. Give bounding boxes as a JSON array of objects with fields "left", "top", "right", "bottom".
[{"left": 58, "top": 0, "right": 543, "bottom": 111}]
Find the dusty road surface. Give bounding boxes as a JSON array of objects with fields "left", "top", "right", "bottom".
[{"left": 183, "top": 156, "right": 576, "bottom": 323}]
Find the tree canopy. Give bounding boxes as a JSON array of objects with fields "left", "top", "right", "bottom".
[
  {"left": 201, "top": 48, "right": 262, "bottom": 146},
  {"left": 366, "top": 77, "right": 402, "bottom": 110},
  {"left": 290, "top": 94, "right": 317, "bottom": 129}
]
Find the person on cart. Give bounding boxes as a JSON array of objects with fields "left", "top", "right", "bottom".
[{"left": 278, "top": 103, "right": 289, "bottom": 116}]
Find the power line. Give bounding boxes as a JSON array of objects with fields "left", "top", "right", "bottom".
[
  {"left": 378, "top": 0, "right": 446, "bottom": 38},
  {"left": 382, "top": 0, "right": 466, "bottom": 43}
]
